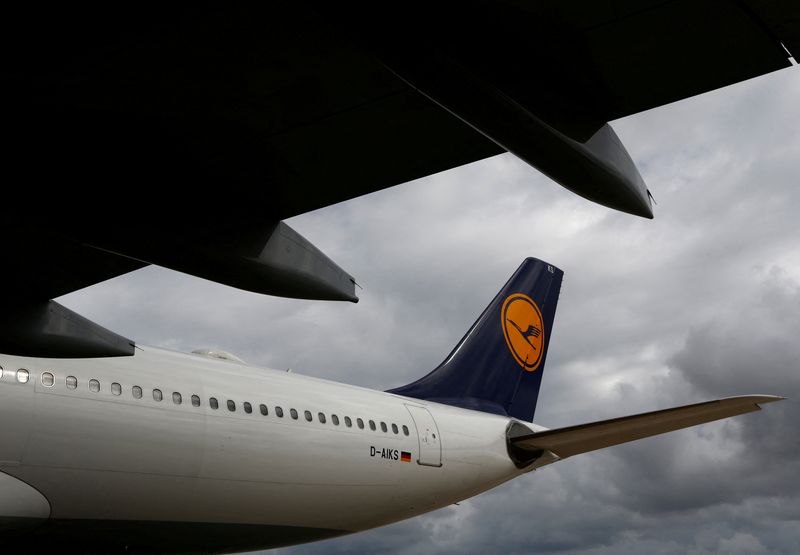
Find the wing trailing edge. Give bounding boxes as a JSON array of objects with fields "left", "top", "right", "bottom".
[{"left": 507, "top": 395, "right": 784, "bottom": 467}]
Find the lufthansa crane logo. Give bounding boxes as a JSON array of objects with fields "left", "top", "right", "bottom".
[{"left": 501, "top": 294, "right": 545, "bottom": 371}]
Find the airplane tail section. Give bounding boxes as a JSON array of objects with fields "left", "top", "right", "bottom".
[{"left": 388, "top": 258, "right": 562, "bottom": 422}]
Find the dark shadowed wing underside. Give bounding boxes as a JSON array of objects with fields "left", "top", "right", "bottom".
[{"left": 0, "top": 1, "right": 797, "bottom": 356}]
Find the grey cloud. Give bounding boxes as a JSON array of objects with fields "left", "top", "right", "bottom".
[{"left": 672, "top": 268, "right": 800, "bottom": 400}]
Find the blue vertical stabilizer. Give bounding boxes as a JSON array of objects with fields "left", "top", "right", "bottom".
[{"left": 388, "top": 258, "right": 562, "bottom": 422}]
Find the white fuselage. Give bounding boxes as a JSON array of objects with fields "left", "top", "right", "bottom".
[{"left": 0, "top": 346, "right": 545, "bottom": 551}]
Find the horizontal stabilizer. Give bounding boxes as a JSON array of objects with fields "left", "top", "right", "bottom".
[{"left": 509, "top": 395, "right": 784, "bottom": 461}]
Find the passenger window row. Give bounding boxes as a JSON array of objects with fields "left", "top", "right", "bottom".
[
  {"left": 203, "top": 395, "right": 410, "bottom": 436},
  {"left": 2, "top": 366, "right": 412, "bottom": 437}
]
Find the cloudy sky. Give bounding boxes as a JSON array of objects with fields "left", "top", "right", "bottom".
[{"left": 63, "top": 66, "right": 800, "bottom": 554}]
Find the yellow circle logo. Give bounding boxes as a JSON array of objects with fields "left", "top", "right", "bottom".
[{"left": 501, "top": 294, "right": 545, "bottom": 371}]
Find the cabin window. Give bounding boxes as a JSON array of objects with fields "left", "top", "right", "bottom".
[
  {"left": 369, "top": 420, "right": 376, "bottom": 431},
  {"left": 173, "top": 392, "right": 182, "bottom": 405},
  {"left": 290, "top": 408, "right": 298, "bottom": 420},
  {"left": 260, "top": 404, "right": 268, "bottom": 415},
  {"left": 227, "top": 400, "right": 236, "bottom": 412},
  {"left": 111, "top": 382, "right": 122, "bottom": 396},
  {"left": 41, "top": 372, "right": 55, "bottom": 387},
  {"left": 276, "top": 406, "right": 284, "bottom": 418},
  {"left": 191, "top": 395, "right": 201, "bottom": 407},
  {"left": 392, "top": 423, "right": 398, "bottom": 434},
  {"left": 345, "top": 416, "right": 352, "bottom": 427},
  {"left": 210, "top": 397, "right": 219, "bottom": 410},
  {"left": 380, "top": 422, "right": 388, "bottom": 433},
  {"left": 153, "top": 389, "right": 163, "bottom": 402},
  {"left": 66, "top": 376, "right": 77, "bottom": 390},
  {"left": 357, "top": 418, "right": 364, "bottom": 429},
  {"left": 132, "top": 386, "right": 142, "bottom": 399},
  {"left": 304, "top": 410, "right": 312, "bottom": 422},
  {"left": 331, "top": 414, "right": 339, "bottom": 426},
  {"left": 318, "top": 412, "right": 327, "bottom": 424},
  {"left": 244, "top": 402, "right": 252, "bottom": 414},
  {"left": 402, "top": 425, "right": 409, "bottom": 436},
  {"left": 0, "top": 365, "right": 3, "bottom": 378},
  {"left": 17, "top": 369, "right": 30, "bottom": 384},
  {"left": 89, "top": 379, "right": 100, "bottom": 393}
]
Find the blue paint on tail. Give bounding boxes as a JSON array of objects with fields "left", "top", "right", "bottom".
[{"left": 388, "top": 258, "right": 562, "bottom": 422}]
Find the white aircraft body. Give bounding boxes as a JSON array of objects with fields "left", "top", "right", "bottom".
[{"left": 0, "top": 259, "right": 782, "bottom": 554}]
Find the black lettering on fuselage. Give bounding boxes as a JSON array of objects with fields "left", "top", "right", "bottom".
[{"left": 370, "top": 447, "right": 400, "bottom": 461}]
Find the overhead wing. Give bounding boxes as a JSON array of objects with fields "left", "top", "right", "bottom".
[
  {"left": 508, "top": 395, "right": 784, "bottom": 466},
  {"left": 3, "top": 2, "right": 797, "bottom": 221},
  {"left": 0, "top": 2, "right": 797, "bottom": 356}
]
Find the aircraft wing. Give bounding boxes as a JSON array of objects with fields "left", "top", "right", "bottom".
[
  {"left": 4, "top": 2, "right": 798, "bottom": 221},
  {"left": 508, "top": 395, "right": 784, "bottom": 462},
  {"left": 308, "top": 1, "right": 798, "bottom": 219},
  {"left": 1, "top": 2, "right": 798, "bottom": 356}
]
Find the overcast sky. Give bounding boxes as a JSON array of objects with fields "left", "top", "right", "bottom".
[{"left": 63, "top": 66, "right": 800, "bottom": 554}]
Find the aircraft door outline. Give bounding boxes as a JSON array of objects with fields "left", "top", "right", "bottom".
[{"left": 404, "top": 404, "right": 442, "bottom": 467}]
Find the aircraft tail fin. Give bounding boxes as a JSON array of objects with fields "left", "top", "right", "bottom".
[{"left": 388, "top": 258, "right": 562, "bottom": 422}]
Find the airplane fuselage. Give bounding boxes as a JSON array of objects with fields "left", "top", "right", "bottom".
[
  {"left": 0, "top": 347, "right": 540, "bottom": 553},
  {"left": 0, "top": 259, "right": 780, "bottom": 553}
]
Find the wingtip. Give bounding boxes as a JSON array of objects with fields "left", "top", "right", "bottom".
[
  {"left": 718, "top": 394, "right": 786, "bottom": 409},
  {"left": 751, "top": 395, "right": 786, "bottom": 406},
  {"left": 723, "top": 394, "right": 785, "bottom": 403}
]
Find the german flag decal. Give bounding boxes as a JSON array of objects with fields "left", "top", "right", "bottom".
[{"left": 400, "top": 451, "right": 412, "bottom": 463}]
